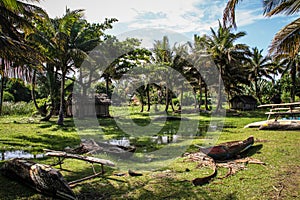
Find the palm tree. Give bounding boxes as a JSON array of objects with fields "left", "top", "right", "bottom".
[
  {"left": 223, "top": 0, "right": 300, "bottom": 58},
  {"left": 30, "top": 9, "right": 119, "bottom": 124},
  {"left": 276, "top": 53, "right": 300, "bottom": 102},
  {"left": 152, "top": 36, "right": 173, "bottom": 112},
  {"left": 0, "top": 0, "right": 45, "bottom": 115},
  {"left": 204, "top": 22, "right": 249, "bottom": 111},
  {"left": 30, "top": 9, "right": 102, "bottom": 124},
  {"left": 247, "top": 47, "right": 275, "bottom": 103}
]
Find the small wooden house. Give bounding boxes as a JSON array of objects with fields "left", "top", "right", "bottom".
[
  {"left": 229, "top": 95, "right": 257, "bottom": 110},
  {"left": 69, "top": 93, "right": 111, "bottom": 118}
]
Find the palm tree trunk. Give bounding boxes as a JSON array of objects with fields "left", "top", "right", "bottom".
[
  {"left": 180, "top": 82, "right": 184, "bottom": 109},
  {"left": 140, "top": 93, "right": 144, "bottom": 112},
  {"left": 0, "top": 59, "right": 4, "bottom": 116},
  {"left": 204, "top": 84, "right": 209, "bottom": 110},
  {"left": 146, "top": 84, "right": 151, "bottom": 112},
  {"left": 165, "top": 87, "right": 169, "bottom": 112},
  {"left": 199, "top": 76, "right": 203, "bottom": 110},
  {"left": 216, "top": 71, "right": 223, "bottom": 112},
  {"left": 290, "top": 63, "right": 296, "bottom": 102},
  {"left": 31, "top": 70, "right": 47, "bottom": 116},
  {"left": 57, "top": 71, "right": 66, "bottom": 125}
]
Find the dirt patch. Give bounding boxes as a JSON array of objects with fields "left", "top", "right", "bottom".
[{"left": 270, "top": 165, "right": 300, "bottom": 199}]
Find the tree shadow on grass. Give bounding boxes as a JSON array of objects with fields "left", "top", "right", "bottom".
[
  {"left": 0, "top": 174, "right": 45, "bottom": 200},
  {"left": 72, "top": 172, "right": 211, "bottom": 200},
  {"left": 15, "top": 133, "right": 80, "bottom": 151}
]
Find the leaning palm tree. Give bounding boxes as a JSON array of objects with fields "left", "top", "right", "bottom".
[
  {"left": 223, "top": 0, "right": 300, "bottom": 58},
  {"left": 0, "top": 0, "right": 45, "bottom": 115}
]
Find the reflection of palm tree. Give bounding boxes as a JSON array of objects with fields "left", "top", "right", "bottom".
[{"left": 223, "top": 0, "right": 300, "bottom": 58}]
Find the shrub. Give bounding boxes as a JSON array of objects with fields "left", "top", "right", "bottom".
[
  {"left": 3, "top": 91, "right": 15, "bottom": 102},
  {"left": 6, "top": 78, "right": 31, "bottom": 102},
  {"left": 1, "top": 101, "right": 35, "bottom": 116}
]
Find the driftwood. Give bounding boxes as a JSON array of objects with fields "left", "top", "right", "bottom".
[
  {"left": 45, "top": 149, "right": 115, "bottom": 186},
  {"left": 128, "top": 169, "right": 143, "bottom": 177},
  {"left": 1, "top": 158, "right": 76, "bottom": 200},
  {"left": 185, "top": 151, "right": 265, "bottom": 186},
  {"left": 66, "top": 139, "right": 136, "bottom": 158},
  {"left": 45, "top": 149, "right": 115, "bottom": 167},
  {"left": 184, "top": 152, "right": 217, "bottom": 186}
]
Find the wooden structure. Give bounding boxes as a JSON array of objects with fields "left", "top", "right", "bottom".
[
  {"left": 44, "top": 149, "right": 115, "bottom": 186},
  {"left": 229, "top": 95, "right": 257, "bottom": 110},
  {"left": 250, "top": 102, "right": 300, "bottom": 130},
  {"left": 71, "top": 93, "right": 111, "bottom": 118},
  {"left": 258, "top": 102, "right": 300, "bottom": 120},
  {"left": 1, "top": 159, "right": 76, "bottom": 200}
]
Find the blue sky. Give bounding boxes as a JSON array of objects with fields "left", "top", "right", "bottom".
[{"left": 37, "top": 0, "right": 298, "bottom": 54}]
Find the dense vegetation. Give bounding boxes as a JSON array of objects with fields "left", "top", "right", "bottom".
[
  {"left": 0, "top": 0, "right": 299, "bottom": 123},
  {"left": 0, "top": 110, "right": 299, "bottom": 199},
  {"left": 0, "top": 0, "right": 299, "bottom": 199}
]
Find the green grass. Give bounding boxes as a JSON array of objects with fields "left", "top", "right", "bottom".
[{"left": 0, "top": 108, "right": 299, "bottom": 199}]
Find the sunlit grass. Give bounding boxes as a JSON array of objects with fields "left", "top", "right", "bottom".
[{"left": 0, "top": 108, "right": 299, "bottom": 199}]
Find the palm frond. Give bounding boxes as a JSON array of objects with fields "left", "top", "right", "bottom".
[
  {"left": 264, "top": 0, "right": 300, "bottom": 16},
  {"left": 223, "top": 0, "right": 241, "bottom": 28},
  {"left": 269, "top": 17, "right": 300, "bottom": 58}
]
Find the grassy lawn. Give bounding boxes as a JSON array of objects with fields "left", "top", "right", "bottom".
[{"left": 0, "top": 109, "right": 299, "bottom": 200}]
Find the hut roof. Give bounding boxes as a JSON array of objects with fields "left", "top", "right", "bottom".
[
  {"left": 95, "top": 93, "right": 111, "bottom": 104},
  {"left": 229, "top": 95, "right": 257, "bottom": 104}
]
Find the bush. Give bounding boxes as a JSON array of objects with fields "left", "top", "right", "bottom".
[
  {"left": 6, "top": 78, "right": 31, "bottom": 102},
  {"left": 3, "top": 91, "right": 15, "bottom": 102},
  {"left": 1, "top": 101, "right": 35, "bottom": 116},
  {"left": 172, "top": 98, "right": 179, "bottom": 106}
]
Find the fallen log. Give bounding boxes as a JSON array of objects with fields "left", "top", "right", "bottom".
[
  {"left": 44, "top": 149, "right": 115, "bottom": 167},
  {"left": 1, "top": 158, "right": 76, "bottom": 200},
  {"left": 65, "top": 139, "right": 136, "bottom": 158},
  {"left": 259, "top": 122, "right": 300, "bottom": 130}
]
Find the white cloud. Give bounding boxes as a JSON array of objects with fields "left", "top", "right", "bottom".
[
  {"left": 235, "top": 9, "right": 265, "bottom": 27},
  {"left": 35, "top": 0, "right": 272, "bottom": 36}
]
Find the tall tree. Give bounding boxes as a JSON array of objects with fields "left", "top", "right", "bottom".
[
  {"left": 0, "top": 0, "right": 45, "bottom": 115},
  {"left": 203, "top": 22, "right": 249, "bottom": 111},
  {"left": 30, "top": 8, "right": 117, "bottom": 124},
  {"left": 223, "top": 0, "right": 300, "bottom": 58},
  {"left": 247, "top": 47, "right": 275, "bottom": 103}
]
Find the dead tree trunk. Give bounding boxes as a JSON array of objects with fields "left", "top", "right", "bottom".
[{"left": 1, "top": 158, "right": 76, "bottom": 200}]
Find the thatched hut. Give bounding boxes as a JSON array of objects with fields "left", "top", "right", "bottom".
[
  {"left": 68, "top": 93, "right": 111, "bottom": 118},
  {"left": 229, "top": 95, "right": 257, "bottom": 110}
]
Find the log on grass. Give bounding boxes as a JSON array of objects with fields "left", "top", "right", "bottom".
[
  {"left": 44, "top": 150, "right": 115, "bottom": 167},
  {"left": 0, "top": 158, "right": 76, "bottom": 200},
  {"left": 259, "top": 122, "right": 300, "bottom": 130}
]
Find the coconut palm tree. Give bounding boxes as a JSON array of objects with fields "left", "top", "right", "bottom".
[
  {"left": 30, "top": 9, "right": 115, "bottom": 125},
  {"left": 223, "top": 0, "right": 300, "bottom": 58},
  {"left": 0, "top": 0, "right": 45, "bottom": 115},
  {"left": 247, "top": 47, "right": 275, "bottom": 103},
  {"left": 203, "top": 22, "right": 249, "bottom": 111}
]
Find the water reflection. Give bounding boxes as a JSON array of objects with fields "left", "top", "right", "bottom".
[
  {"left": 0, "top": 150, "right": 44, "bottom": 160},
  {"left": 108, "top": 137, "right": 130, "bottom": 147},
  {"left": 151, "top": 135, "right": 180, "bottom": 144}
]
